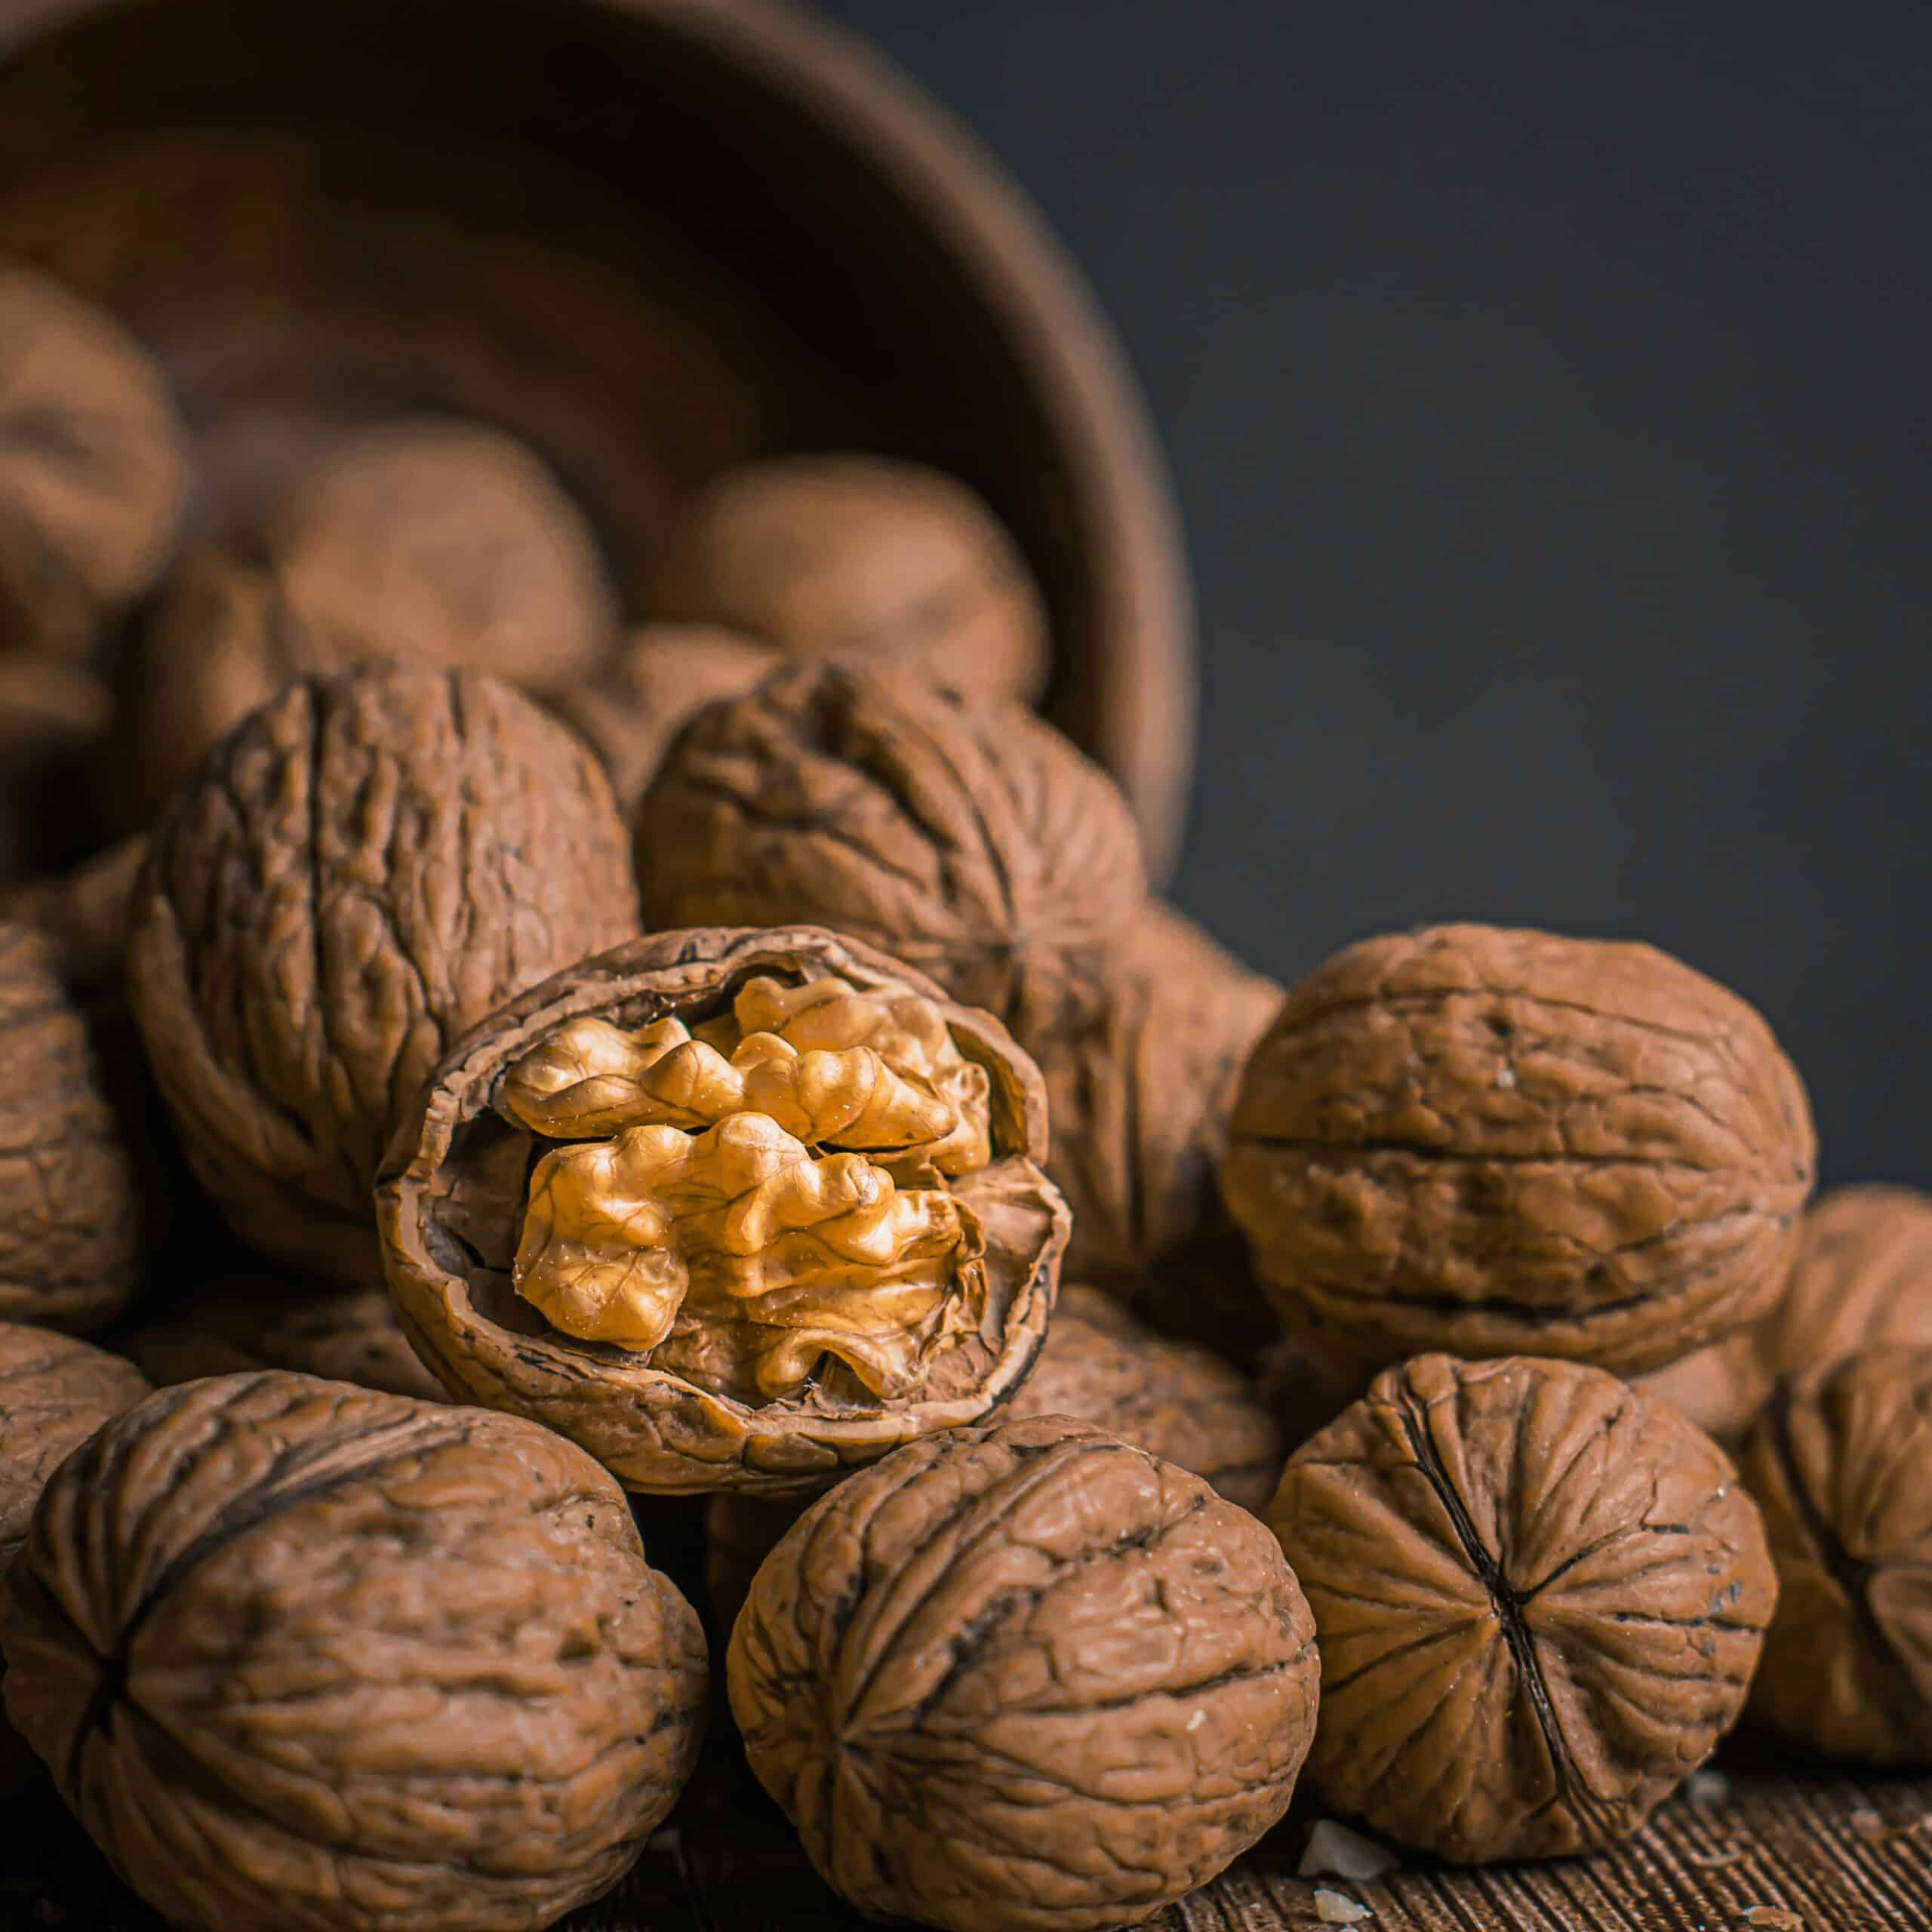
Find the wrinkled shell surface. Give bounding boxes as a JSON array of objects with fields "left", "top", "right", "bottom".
[
  {"left": 0, "top": 922, "right": 146, "bottom": 1331},
  {"left": 0, "top": 651, "right": 107, "bottom": 883},
  {"left": 1221, "top": 924, "right": 1816, "bottom": 1377},
  {"left": 729, "top": 1415, "right": 1318, "bottom": 1932},
  {"left": 644, "top": 455, "right": 1049, "bottom": 704},
  {"left": 378, "top": 925, "right": 1067, "bottom": 1495},
  {"left": 1740, "top": 1346, "right": 1932, "bottom": 1764},
  {"left": 0, "top": 1371, "right": 709, "bottom": 1932},
  {"left": 1269, "top": 1353, "right": 1774, "bottom": 1863},
  {"left": 0, "top": 261, "right": 187, "bottom": 659},
  {"left": 1642, "top": 1183, "right": 1932, "bottom": 1441},
  {"left": 128, "top": 667, "right": 640, "bottom": 1282},
  {"left": 635, "top": 663, "right": 1147, "bottom": 1020}
]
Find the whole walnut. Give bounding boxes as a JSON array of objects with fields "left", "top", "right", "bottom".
[
  {"left": 0, "top": 1324, "right": 150, "bottom": 1787},
  {"left": 128, "top": 666, "right": 641, "bottom": 1283},
  {"left": 0, "top": 922, "right": 147, "bottom": 1332},
  {"left": 706, "top": 1282, "right": 1287, "bottom": 1629},
  {"left": 102, "top": 421, "right": 618, "bottom": 830},
  {"left": 643, "top": 454, "right": 1049, "bottom": 703},
  {"left": 729, "top": 1414, "right": 1318, "bottom": 1932},
  {"left": 1641, "top": 1183, "right": 1932, "bottom": 1441},
  {"left": 1267, "top": 1353, "right": 1774, "bottom": 1863},
  {"left": 0, "top": 651, "right": 108, "bottom": 883},
  {"left": 0, "top": 1371, "right": 709, "bottom": 1932},
  {"left": 1221, "top": 924, "right": 1816, "bottom": 1377},
  {"left": 549, "top": 623, "right": 780, "bottom": 817},
  {"left": 122, "top": 1272, "right": 446, "bottom": 1404},
  {"left": 1739, "top": 1346, "right": 1932, "bottom": 1764},
  {"left": 0, "top": 260, "right": 188, "bottom": 660},
  {"left": 380, "top": 924, "right": 1069, "bottom": 1495},
  {"left": 636, "top": 663, "right": 1147, "bottom": 1020}
]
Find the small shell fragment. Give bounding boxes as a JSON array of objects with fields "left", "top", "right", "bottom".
[
  {"left": 1299, "top": 1822, "right": 1398, "bottom": 1882},
  {"left": 1314, "top": 1891, "right": 1373, "bottom": 1925}
]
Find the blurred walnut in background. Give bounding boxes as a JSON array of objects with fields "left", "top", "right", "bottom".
[
  {"left": 644, "top": 454, "right": 1049, "bottom": 703},
  {"left": 0, "top": 260, "right": 188, "bottom": 661},
  {"left": 0, "top": 652, "right": 108, "bottom": 884}
]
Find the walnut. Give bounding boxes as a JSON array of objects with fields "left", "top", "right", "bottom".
[
  {"left": 1640, "top": 1183, "right": 1932, "bottom": 1441},
  {"left": 1739, "top": 1346, "right": 1932, "bottom": 1764},
  {"left": 549, "top": 623, "right": 781, "bottom": 817},
  {"left": 704, "top": 1281, "right": 1287, "bottom": 1630},
  {"left": 636, "top": 663, "right": 1146, "bottom": 1020},
  {"left": 0, "top": 1324, "right": 149, "bottom": 1788},
  {"left": 0, "top": 922, "right": 147, "bottom": 1332},
  {"left": 1220, "top": 924, "right": 1816, "bottom": 1377},
  {"left": 0, "top": 833, "right": 144, "bottom": 995},
  {"left": 122, "top": 1273, "right": 446, "bottom": 1404},
  {"left": 378, "top": 925, "right": 1068, "bottom": 1495},
  {"left": 0, "top": 1371, "right": 708, "bottom": 1931},
  {"left": 0, "top": 651, "right": 107, "bottom": 883},
  {"left": 1266, "top": 1353, "right": 1774, "bottom": 1862},
  {"left": 0, "top": 260, "right": 188, "bottom": 660},
  {"left": 728, "top": 1414, "right": 1318, "bottom": 1932},
  {"left": 643, "top": 454, "right": 1049, "bottom": 703},
  {"left": 100, "top": 421, "right": 618, "bottom": 830},
  {"left": 127, "top": 666, "right": 640, "bottom": 1284}
]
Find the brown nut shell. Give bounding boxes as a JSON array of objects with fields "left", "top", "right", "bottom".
[
  {"left": 635, "top": 663, "right": 1147, "bottom": 1021},
  {"left": 1221, "top": 923, "right": 1816, "bottom": 1377},
  {"left": 377, "top": 924, "right": 1067, "bottom": 1496},
  {"left": 643, "top": 454, "right": 1049, "bottom": 704},
  {"left": 1739, "top": 1346, "right": 1932, "bottom": 1764},
  {"left": 1267, "top": 1352, "right": 1774, "bottom": 1863},
  {"left": 127, "top": 666, "right": 641, "bottom": 1283},
  {"left": 0, "top": 1371, "right": 709, "bottom": 1932},
  {"left": 0, "top": 261, "right": 188, "bottom": 660},
  {"left": 728, "top": 1414, "right": 1318, "bottom": 1932}
]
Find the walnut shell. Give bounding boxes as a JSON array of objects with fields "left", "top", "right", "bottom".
[
  {"left": 0, "top": 1371, "right": 709, "bottom": 1932},
  {"left": 122, "top": 1273, "right": 446, "bottom": 1404},
  {"left": 643, "top": 455, "right": 1049, "bottom": 704},
  {"left": 0, "top": 261, "right": 188, "bottom": 660},
  {"left": 0, "top": 833, "right": 145, "bottom": 995},
  {"left": 728, "top": 1414, "right": 1318, "bottom": 1932},
  {"left": 1739, "top": 1346, "right": 1932, "bottom": 1764},
  {"left": 1221, "top": 924, "right": 1816, "bottom": 1377},
  {"left": 1267, "top": 1353, "right": 1774, "bottom": 1863},
  {"left": 0, "top": 1324, "right": 150, "bottom": 1787},
  {"left": 1640, "top": 1183, "right": 1932, "bottom": 1441},
  {"left": 378, "top": 924, "right": 1068, "bottom": 1496},
  {"left": 128, "top": 666, "right": 641, "bottom": 1283},
  {"left": 0, "top": 922, "right": 147, "bottom": 1332},
  {"left": 0, "top": 651, "right": 108, "bottom": 883},
  {"left": 636, "top": 663, "right": 1146, "bottom": 1021}
]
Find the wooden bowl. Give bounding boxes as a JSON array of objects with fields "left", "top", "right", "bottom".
[{"left": 0, "top": 0, "right": 1195, "bottom": 877}]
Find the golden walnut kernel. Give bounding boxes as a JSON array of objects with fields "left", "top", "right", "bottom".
[
  {"left": 128, "top": 666, "right": 641, "bottom": 1284},
  {"left": 1740, "top": 1346, "right": 1932, "bottom": 1764},
  {"left": 1269, "top": 1353, "right": 1774, "bottom": 1863},
  {"left": 1221, "top": 924, "right": 1816, "bottom": 1377},
  {"left": 0, "top": 1371, "right": 709, "bottom": 1932},
  {"left": 1641, "top": 1182, "right": 1932, "bottom": 1441},
  {"left": 643, "top": 454, "right": 1049, "bottom": 704},
  {"left": 728, "top": 1415, "right": 1318, "bottom": 1932},
  {"left": 636, "top": 662, "right": 1147, "bottom": 1021},
  {"left": 378, "top": 926, "right": 1068, "bottom": 1495},
  {"left": 0, "top": 260, "right": 188, "bottom": 660}
]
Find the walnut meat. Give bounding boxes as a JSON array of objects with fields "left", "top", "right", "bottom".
[
  {"left": 1739, "top": 1346, "right": 1932, "bottom": 1764},
  {"left": 0, "top": 1371, "right": 709, "bottom": 1932},
  {"left": 380, "top": 925, "right": 1068, "bottom": 1494},
  {"left": 644, "top": 455, "right": 1049, "bottom": 703},
  {"left": 0, "top": 1324, "right": 150, "bottom": 1787},
  {"left": 127, "top": 666, "right": 640, "bottom": 1282},
  {"left": 636, "top": 663, "right": 1147, "bottom": 1020},
  {"left": 730, "top": 1414, "right": 1318, "bottom": 1932},
  {"left": 1267, "top": 1353, "right": 1774, "bottom": 1862},
  {"left": 1641, "top": 1183, "right": 1932, "bottom": 1441},
  {"left": 1221, "top": 924, "right": 1816, "bottom": 1377},
  {"left": 0, "top": 260, "right": 188, "bottom": 660},
  {"left": 0, "top": 922, "right": 146, "bottom": 1332}
]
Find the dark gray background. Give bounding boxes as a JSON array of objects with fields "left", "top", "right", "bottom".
[{"left": 817, "top": 0, "right": 1930, "bottom": 1191}]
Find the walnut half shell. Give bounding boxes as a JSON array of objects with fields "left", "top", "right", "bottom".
[{"left": 377, "top": 926, "right": 1068, "bottom": 1496}]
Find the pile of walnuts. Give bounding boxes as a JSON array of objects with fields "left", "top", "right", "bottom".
[{"left": 0, "top": 252, "right": 1922, "bottom": 1932}]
